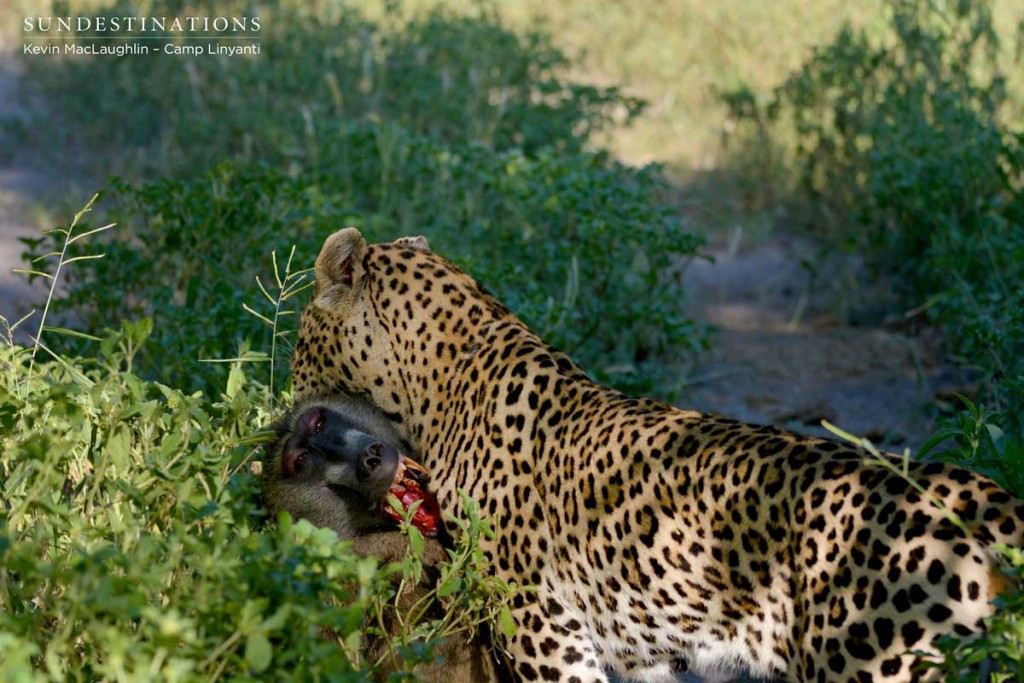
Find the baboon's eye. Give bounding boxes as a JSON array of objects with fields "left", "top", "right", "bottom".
[
  {"left": 280, "top": 438, "right": 305, "bottom": 476},
  {"left": 300, "top": 407, "right": 325, "bottom": 436}
]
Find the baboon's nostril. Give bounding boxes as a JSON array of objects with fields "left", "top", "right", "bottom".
[{"left": 364, "top": 442, "right": 383, "bottom": 470}]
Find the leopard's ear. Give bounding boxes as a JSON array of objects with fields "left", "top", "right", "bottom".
[
  {"left": 393, "top": 235, "right": 430, "bottom": 252},
  {"left": 314, "top": 227, "right": 368, "bottom": 310}
]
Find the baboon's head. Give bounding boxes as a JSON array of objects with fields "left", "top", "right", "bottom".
[{"left": 263, "top": 397, "right": 405, "bottom": 538}]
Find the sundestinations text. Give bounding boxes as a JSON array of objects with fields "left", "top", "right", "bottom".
[{"left": 23, "top": 16, "right": 261, "bottom": 33}]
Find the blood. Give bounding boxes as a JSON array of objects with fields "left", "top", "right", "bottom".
[{"left": 381, "top": 456, "right": 442, "bottom": 537}]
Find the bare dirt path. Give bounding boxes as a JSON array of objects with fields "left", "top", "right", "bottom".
[
  {"left": 0, "top": 165, "right": 51, "bottom": 323},
  {"left": 678, "top": 229, "right": 964, "bottom": 452}
]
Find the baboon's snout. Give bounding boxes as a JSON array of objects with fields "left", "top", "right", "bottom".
[{"left": 357, "top": 440, "right": 399, "bottom": 482}]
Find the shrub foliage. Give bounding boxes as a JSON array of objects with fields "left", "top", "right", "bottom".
[{"left": 0, "top": 319, "right": 518, "bottom": 681}]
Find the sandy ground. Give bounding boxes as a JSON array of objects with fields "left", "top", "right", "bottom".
[{"left": 678, "top": 230, "right": 964, "bottom": 452}]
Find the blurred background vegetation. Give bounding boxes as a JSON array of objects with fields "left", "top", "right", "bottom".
[{"left": 2, "top": 0, "right": 1024, "bottom": 678}]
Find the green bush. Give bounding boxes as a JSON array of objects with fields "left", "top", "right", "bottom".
[
  {"left": 723, "top": 0, "right": 1024, "bottom": 487},
  {"left": 0, "top": 318, "right": 517, "bottom": 681},
  {"left": 29, "top": 135, "right": 702, "bottom": 396},
  {"left": 752, "top": 0, "right": 1020, "bottom": 290},
  {"left": 912, "top": 404, "right": 1024, "bottom": 679}
]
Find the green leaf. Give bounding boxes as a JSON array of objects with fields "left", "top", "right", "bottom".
[
  {"left": 32, "top": 497, "right": 69, "bottom": 517},
  {"left": 436, "top": 577, "right": 462, "bottom": 598},
  {"left": 385, "top": 494, "right": 404, "bottom": 515},
  {"left": 245, "top": 633, "right": 272, "bottom": 672},
  {"left": 407, "top": 525, "right": 424, "bottom": 558},
  {"left": 159, "top": 432, "right": 182, "bottom": 460},
  {"left": 985, "top": 423, "right": 1005, "bottom": 443},
  {"left": 106, "top": 426, "right": 133, "bottom": 470},
  {"left": 225, "top": 362, "right": 245, "bottom": 399},
  {"left": 916, "top": 427, "right": 960, "bottom": 460},
  {"left": 41, "top": 326, "right": 103, "bottom": 341},
  {"left": 498, "top": 604, "right": 517, "bottom": 638},
  {"left": 260, "top": 605, "right": 291, "bottom": 634}
]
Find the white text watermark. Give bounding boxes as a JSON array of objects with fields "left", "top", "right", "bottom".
[{"left": 21, "top": 15, "right": 262, "bottom": 58}]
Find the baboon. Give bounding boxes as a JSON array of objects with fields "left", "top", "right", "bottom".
[{"left": 263, "top": 394, "right": 505, "bottom": 683}]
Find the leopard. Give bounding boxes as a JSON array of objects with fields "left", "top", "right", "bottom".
[{"left": 290, "top": 227, "right": 1024, "bottom": 683}]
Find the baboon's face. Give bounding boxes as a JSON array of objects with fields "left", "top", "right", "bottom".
[{"left": 278, "top": 405, "right": 401, "bottom": 504}]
